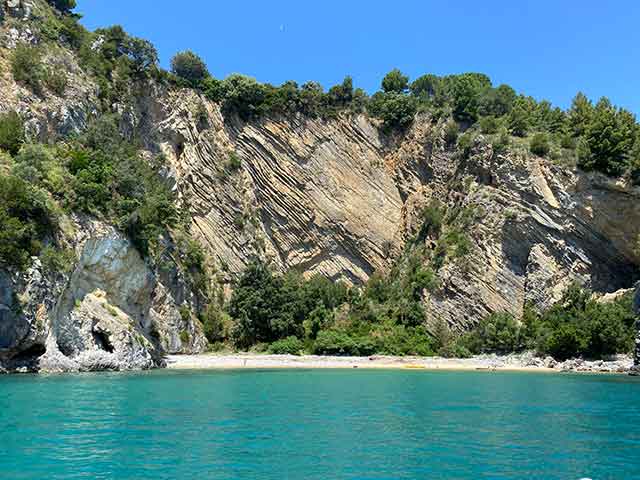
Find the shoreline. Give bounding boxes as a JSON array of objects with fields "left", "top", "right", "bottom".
[{"left": 165, "top": 353, "right": 634, "bottom": 374}]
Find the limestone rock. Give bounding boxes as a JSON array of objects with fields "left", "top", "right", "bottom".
[
  {"left": 0, "top": 259, "right": 52, "bottom": 370},
  {"left": 2, "top": 220, "right": 207, "bottom": 373},
  {"left": 141, "top": 90, "right": 639, "bottom": 334}
]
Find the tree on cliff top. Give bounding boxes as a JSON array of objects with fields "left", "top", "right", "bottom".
[
  {"left": 382, "top": 69, "right": 409, "bottom": 94},
  {"left": 171, "top": 50, "right": 210, "bottom": 84}
]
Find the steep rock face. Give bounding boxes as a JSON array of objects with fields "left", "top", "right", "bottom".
[
  {"left": 144, "top": 91, "right": 639, "bottom": 332},
  {"left": 0, "top": 3, "right": 98, "bottom": 140},
  {"left": 419, "top": 140, "right": 639, "bottom": 331},
  {"left": 0, "top": 259, "right": 54, "bottom": 368},
  {"left": 0, "top": 220, "right": 207, "bottom": 373},
  {"left": 149, "top": 90, "right": 402, "bottom": 284}
]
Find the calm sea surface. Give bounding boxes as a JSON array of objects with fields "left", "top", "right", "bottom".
[{"left": 1, "top": 369, "right": 639, "bottom": 480}]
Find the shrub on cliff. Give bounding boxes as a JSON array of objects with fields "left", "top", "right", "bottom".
[
  {"left": 410, "top": 74, "right": 441, "bottom": 99},
  {"left": 0, "top": 173, "right": 55, "bottom": 270},
  {"left": 568, "top": 92, "right": 594, "bottom": 137},
  {"left": 221, "top": 74, "right": 266, "bottom": 120},
  {"left": 529, "top": 132, "right": 550, "bottom": 157},
  {"left": 0, "top": 111, "right": 25, "bottom": 155},
  {"left": 171, "top": 50, "right": 209, "bottom": 85},
  {"left": 327, "top": 76, "right": 354, "bottom": 107},
  {"left": 478, "top": 84, "right": 516, "bottom": 117},
  {"left": 368, "top": 92, "right": 417, "bottom": 130},
  {"left": 11, "top": 44, "right": 44, "bottom": 94},
  {"left": 507, "top": 100, "right": 530, "bottom": 137},
  {"left": 382, "top": 68, "right": 409, "bottom": 93},
  {"left": 443, "top": 120, "right": 460, "bottom": 147},
  {"left": 576, "top": 97, "right": 637, "bottom": 176},
  {"left": 446, "top": 73, "right": 492, "bottom": 123}
]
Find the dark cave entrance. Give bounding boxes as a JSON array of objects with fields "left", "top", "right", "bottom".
[
  {"left": 11, "top": 343, "right": 46, "bottom": 362},
  {"left": 93, "top": 330, "right": 114, "bottom": 353}
]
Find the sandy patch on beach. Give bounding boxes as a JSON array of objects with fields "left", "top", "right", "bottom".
[{"left": 165, "top": 354, "right": 557, "bottom": 372}]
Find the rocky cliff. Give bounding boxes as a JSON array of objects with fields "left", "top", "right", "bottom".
[
  {"left": 151, "top": 90, "right": 639, "bottom": 334},
  {"left": 1, "top": 0, "right": 639, "bottom": 372},
  {"left": 0, "top": 218, "right": 207, "bottom": 373}
]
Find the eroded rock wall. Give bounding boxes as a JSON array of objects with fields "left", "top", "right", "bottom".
[
  {"left": 0, "top": 220, "right": 207, "bottom": 373},
  {"left": 146, "top": 90, "right": 639, "bottom": 333}
]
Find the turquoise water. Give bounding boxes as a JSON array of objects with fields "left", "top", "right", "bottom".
[{"left": 1, "top": 369, "right": 639, "bottom": 480}]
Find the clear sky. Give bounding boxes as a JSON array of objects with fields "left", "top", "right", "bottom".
[{"left": 77, "top": 0, "right": 639, "bottom": 115}]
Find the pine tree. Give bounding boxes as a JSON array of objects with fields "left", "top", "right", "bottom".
[{"left": 568, "top": 92, "right": 593, "bottom": 137}]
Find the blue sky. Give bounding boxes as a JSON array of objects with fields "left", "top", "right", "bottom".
[{"left": 77, "top": 0, "right": 639, "bottom": 114}]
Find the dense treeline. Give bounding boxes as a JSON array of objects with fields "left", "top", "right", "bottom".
[
  {"left": 166, "top": 51, "right": 640, "bottom": 180},
  {"left": 9, "top": 4, "right": 640, "bottom": 180},
  {"left": 202, "top": 260, "right": 636, "bottom": 361},
  {"left": 455, "top": 285, "right": 636, "bottom": 360}
]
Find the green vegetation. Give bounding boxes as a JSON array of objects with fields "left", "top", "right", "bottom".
[
  {"left": 226, "top": 152, "right": 242, "bottom": 171},
  {"left": 268, "top": 336, "right": 304, "bottom": 355},
  {"left": 0, "top": 111, "right": 179, "bottom": 271},
  {"left": 170, "top": 62, "right": 638, "bottom": 177},
  {"left": 211, "top": 252, "right": 635, "bottom": 361},
  {"left": 44, "top": 69, "right": 67, "bottom": 96},
  {"left": 39, "top": 246, "right": 75, "bottom": 274},
  {"left": 368, "top": 92, "right": 417, "bottom": 130},
  {"left": 0, "top": 111, "right": 25, "bottom": 155},
  {"left": 221, "top": 201, "right": 475, "bottom": 355},
  {"left": 530, "top": 132, "right": 550, "bottom": 157},
  {"left": 575, "top": 97, "right": 638, "bottom": 176},
  {"left": 452, "top": 285, "right": 636, "bottom": 360},
  {"left": 16, "top": 5, "right": 639, "bottom": 179},
  {"left": 200, "top": 303, "right": 232, "bottom": 344},
  {"left": 228, "top": 261, "right": 350, "bottom": 349},
  {"left": 38, "top": 115, "right": 178, "bottom": 257},
  {"left": 381, "top": 68, "right": 409, "bottom": 93},
  {"left": 0, "top": 173, "right": 55, "bottom": 270},
  {"left": 171, "top": 50, "right": 209, "bottom": 85},
  {"left": 71, "top": 24, "right": 159, "bottom": 107},
  {"left": 11, "top": 44, "right": 45, "bottom": 94},
  {"left": 3, "top": 2, "right": 638, "bottom": 361}
]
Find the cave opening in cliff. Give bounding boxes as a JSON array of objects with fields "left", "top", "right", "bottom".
[
  {"left": 11, "top": 343, "right": 46, "bottom": 362},
  {"left": 93, "top": 330, "right": 115, "bottom": 353}
]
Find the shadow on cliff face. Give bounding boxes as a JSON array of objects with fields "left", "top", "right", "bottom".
[
  {"left": 501, "top": 215, "right": 639, "bottom": 302},
  {"left": 0, "top": 273, "right": 31, "bottom": 358},
  {"left": 10, "top": 343, "right": 46, "bottom": 363}
]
